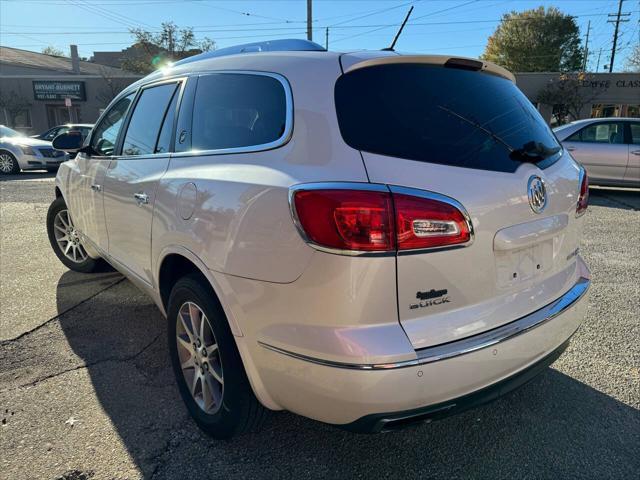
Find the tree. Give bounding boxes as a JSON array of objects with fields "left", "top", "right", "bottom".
[
  {"left": 42, "top": 46, "right": 65, "bottom": 57},
  {"left": 624, "top": 45, "right": 640, "bottom": 72},
  {"left": 481, "top": 7, "right": 583, "bottom": 72},
  {"left": 0, "top": 90, "right": 32, "bottom": 127},
  {"left": 536, "top": 73, "right": 607, "bottom": 125},
  {"left": 95, "top": 67, "right": 131, "bottom": 105},
  {"left": 122, "top": 22, "right": 215, "bottom": 74}
]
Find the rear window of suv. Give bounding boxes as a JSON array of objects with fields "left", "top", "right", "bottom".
[{"left": 334, "top": 63, "right": 561, "bottom": 173}]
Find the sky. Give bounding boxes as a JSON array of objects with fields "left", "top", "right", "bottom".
[{"left": 1, "top": 0, "right": 638, "bottom": 71}]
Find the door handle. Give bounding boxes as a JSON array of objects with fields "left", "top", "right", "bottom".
[
  {"left": 90, "top": 184, "right": 102, "bottom": 192},
  {"left": 566, "top": 146, "right": 576, "bottom": 152},
  {"left": 133, "top": 192, "right": 149, "bottom": 205},
  {"left": 631, "top": 150, "right": 640, "bottom": 156}
]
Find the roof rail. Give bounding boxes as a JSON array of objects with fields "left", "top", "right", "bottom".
[{"left": 174, "top": 39, "right": 326, "bottom": 66}]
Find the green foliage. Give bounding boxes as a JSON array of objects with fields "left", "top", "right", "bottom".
[
  {"left": 536, "top": 73, "right": 607, "bottom": 125},
  {"left": 624, "top": 45, "right": 640, "bottom": 72},
  {"left": 123, "top": 22, "right": 216, "bottom": 74},
  {"left": 481, "top": 6, "right": 583, "bottom": 72},
  {"left": 42, "top": 46, "right": 65, "bottom": 57}
]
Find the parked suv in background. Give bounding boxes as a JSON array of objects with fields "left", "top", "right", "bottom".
[
  {"left": 48, "top": 40, "right": 591, "bottom": 439},
  {"left": 0, "top": 125, "right": 68, "bottom": 174}
]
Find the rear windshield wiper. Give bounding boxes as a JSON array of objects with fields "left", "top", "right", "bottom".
[
  {"left": 438, "top": 105, "right": 560, "bottom": 163},
  {"left": 437, "top": 105, "right": 514, "bottom": 153},
  {"left": 510, "top": 141, "right": 561, "bottom": 163}
]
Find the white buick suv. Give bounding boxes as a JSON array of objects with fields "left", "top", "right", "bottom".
[{"left": 48, "top": 40, "right": 591, "bottom": 438}]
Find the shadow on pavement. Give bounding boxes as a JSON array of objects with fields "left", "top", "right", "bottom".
[
  {"left": 589, "top": 187, "right": 640, "bottom": 211},
  {"left": 55, "top": 270, "right": 640, "bottom": 479},
  {"left": 0, "top": 171, "right": 56, "bottom": 181}
]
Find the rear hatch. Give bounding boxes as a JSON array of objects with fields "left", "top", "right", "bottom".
[{"left": 335, "top": 55, "right": 585, "bottom": 350}]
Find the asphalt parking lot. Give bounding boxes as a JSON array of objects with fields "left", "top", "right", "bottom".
[{"left": 0, "top": 173, "right": 638, "bottom": 480}]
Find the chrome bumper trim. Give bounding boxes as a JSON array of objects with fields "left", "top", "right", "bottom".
[{"left": 258, "top": 276, "right": 590, "bottom": 370}]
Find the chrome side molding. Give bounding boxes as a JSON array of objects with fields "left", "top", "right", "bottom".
[{"left": 259, "top": 276, "right": 590, "bottom": 370}]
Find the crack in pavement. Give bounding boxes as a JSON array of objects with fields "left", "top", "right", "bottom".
[
  {"left": 3, "top": 331, "right": 162, "bottom": 392},
  {"left": 0, "top": 277, "right": 126, "bottom": 345}
]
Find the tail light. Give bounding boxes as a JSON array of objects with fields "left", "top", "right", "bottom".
[
  {"left": 576, "top": 168, "right": 589, "bottom": 217},
  {"left": 291, "top": 185, "right": 472, "bottom": 253}
]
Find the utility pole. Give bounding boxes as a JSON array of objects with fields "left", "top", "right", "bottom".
[
  {"left": 596, "top": 48, "right": 603, "bottom": 72},
  {"left": 307, "top": 0, "right": 313, "bottom": 41},
  {"left": 325, "top": 27, "right": 329, "bottom": 50},
  {"left": 607, "top": 0, "right": 630, "bottom": 72},
  {"left": 582, "top": 20, "right": 591, "bottom": 71}
]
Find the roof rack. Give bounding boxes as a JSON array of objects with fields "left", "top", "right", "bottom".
[{"left": 174, "top": 39, "right": 326, "bottom": 66}]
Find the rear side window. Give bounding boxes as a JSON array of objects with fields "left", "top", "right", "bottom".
[
  {"left": 567, "top": 122, "right": 625, "bottom": 144},
  {"left": 122, "top": 83, "right": 178, "bottom": 156},
  {"left": 191, "top": 73, "right": 287, "bottom": 151},
  {"left": 335, "top": 64, "right": 561, "bottom": 173}
]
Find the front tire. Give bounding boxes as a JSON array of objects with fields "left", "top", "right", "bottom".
[
  {"left": 167, "top": 274, "right": 267, "bottom": 439},
  {"left": 46, "top": 196, "right": 102, "bottom": 273},
  {"left": 0, "top": 151, "right": 20, "bottom": 174}
]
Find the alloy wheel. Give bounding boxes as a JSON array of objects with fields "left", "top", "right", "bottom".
[
  {"left": 0, "top": 153, "right": 15, "bottom": 173},
  {"left": 176, "top": 301, "right": 224, "bottom": 414},
  {"left": 52, "top": 209, "right": 88, "bottom": 263}
]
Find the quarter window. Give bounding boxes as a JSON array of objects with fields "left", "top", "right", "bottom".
[
  {"left": 155, "top": 87, "right": 179, "bottom": 154},
  {"left": 191, "top": 74, "right": 287, "bottom": 151},
  {"left": 567, "top": 122, "right": 625, "bottom": 144},
  {"left": 122, "top": 83, "right": 178, "bottom": 156},
  {"left": 91, "top": 93, "right": 135, "bottom": 156}
]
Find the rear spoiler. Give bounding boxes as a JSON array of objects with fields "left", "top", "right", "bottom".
[{"left": 343, "top": 54, "right": 516, "bottom": 83}]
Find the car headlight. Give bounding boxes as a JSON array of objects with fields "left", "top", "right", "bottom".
[{"left": 19, "top": 145, "right": 35, "bottom": 155}]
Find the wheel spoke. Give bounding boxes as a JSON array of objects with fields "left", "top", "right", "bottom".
[
  {"left": 64, "top": 242, "right": 73, "bottom": 255},
  {"left": 178, "top": 311, "right": 194, "bottom": 341},
  {"left": 176, "top": 334, "right": 192, "bottom": 352},
  {"left": 188, "top": 303, "right": 201, "bottom": 340},
  {"left": 54, "top": 224, "right": 66, "bottom": 233},
  {"left": 191, "top": 370, "right": 200, "bottom": 395},
  {"left": 210, "top": 365, "right": 223, "bottom": 385},
  {"left": 180, "top": 356, "right": 195, "bottom": 370}
]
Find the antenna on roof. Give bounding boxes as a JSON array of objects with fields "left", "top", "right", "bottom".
[{"left": 382, "top": 6, "right": 414, "bottom": 52}]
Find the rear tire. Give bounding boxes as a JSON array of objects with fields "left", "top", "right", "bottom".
[
  {"left": 46, "top": 196, "right": 103, "bottom": 273},
  {"left": 0, "top": 151, "right": 19, "bottom": 174},
  {"left": 167, "top": 273, "right": 267, "bottom": 439}
]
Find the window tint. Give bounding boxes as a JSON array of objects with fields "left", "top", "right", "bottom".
[
  {"left": 155, "top": 87, "right": 179, "bottom": 154},
  {"left": 630, "top": 123, "right": 640, "bottom": 145},
  {"left": 568, "top": 122, "right": 625, "bottom": 144},
  {"left": 91, "top": 93, "right": 135, "bottom": 156},
  {"left": 335, "top": 64, "right": 561, "bottom": 173},
  {"left": 191, "top": 74, "right": 287, "bottom": 151},
  {"left": 122, "top": 83, "right": 178, "bottom": 156}
]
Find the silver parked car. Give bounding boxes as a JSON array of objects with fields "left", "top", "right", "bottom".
[
  {"left": 0, "top": 125, "right": 68, "bottom": 174},
  {"left": 554, "top": 118, "right": 640, "bottom": 187}
]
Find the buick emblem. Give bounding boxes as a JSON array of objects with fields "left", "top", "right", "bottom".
[{"left": 527, "top": 176, "right": 547, "bottom": 213}]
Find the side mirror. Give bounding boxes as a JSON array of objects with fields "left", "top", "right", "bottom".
[{"left": 52, "top": 131, "right": 84, "bottom": 153}]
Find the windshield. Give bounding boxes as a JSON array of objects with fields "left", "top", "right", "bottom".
[
  {"left": 0, "top": 126, "right": 23, "bottom": 138},
  {"left": 335, "top": 64, "right": 561, "bottom": 173}
]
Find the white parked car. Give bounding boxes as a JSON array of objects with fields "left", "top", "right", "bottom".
[
  {"left": 0, "top": 125, "right": 68, "bottom": 174},
  {"left": 47, "top": 40, "right": 591, "bottom": 438},
  {"left": 554, "top": 118, "right": 640, "bottom": 187}
]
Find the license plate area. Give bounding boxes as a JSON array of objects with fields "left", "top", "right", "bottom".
[{"left": 495, "top": 239, "right": 554, "bottom": 288}]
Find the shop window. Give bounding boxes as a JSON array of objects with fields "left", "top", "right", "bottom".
[{"left": 3, "top": 108, "right": 32, "bottom": 128}]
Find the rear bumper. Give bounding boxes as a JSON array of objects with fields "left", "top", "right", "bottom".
[
  {"left": 251, "top": 269, "right": 590, "bottom": 426},
  {"left": 344, "top": 337, "right": 571, "bottom": 432}
]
